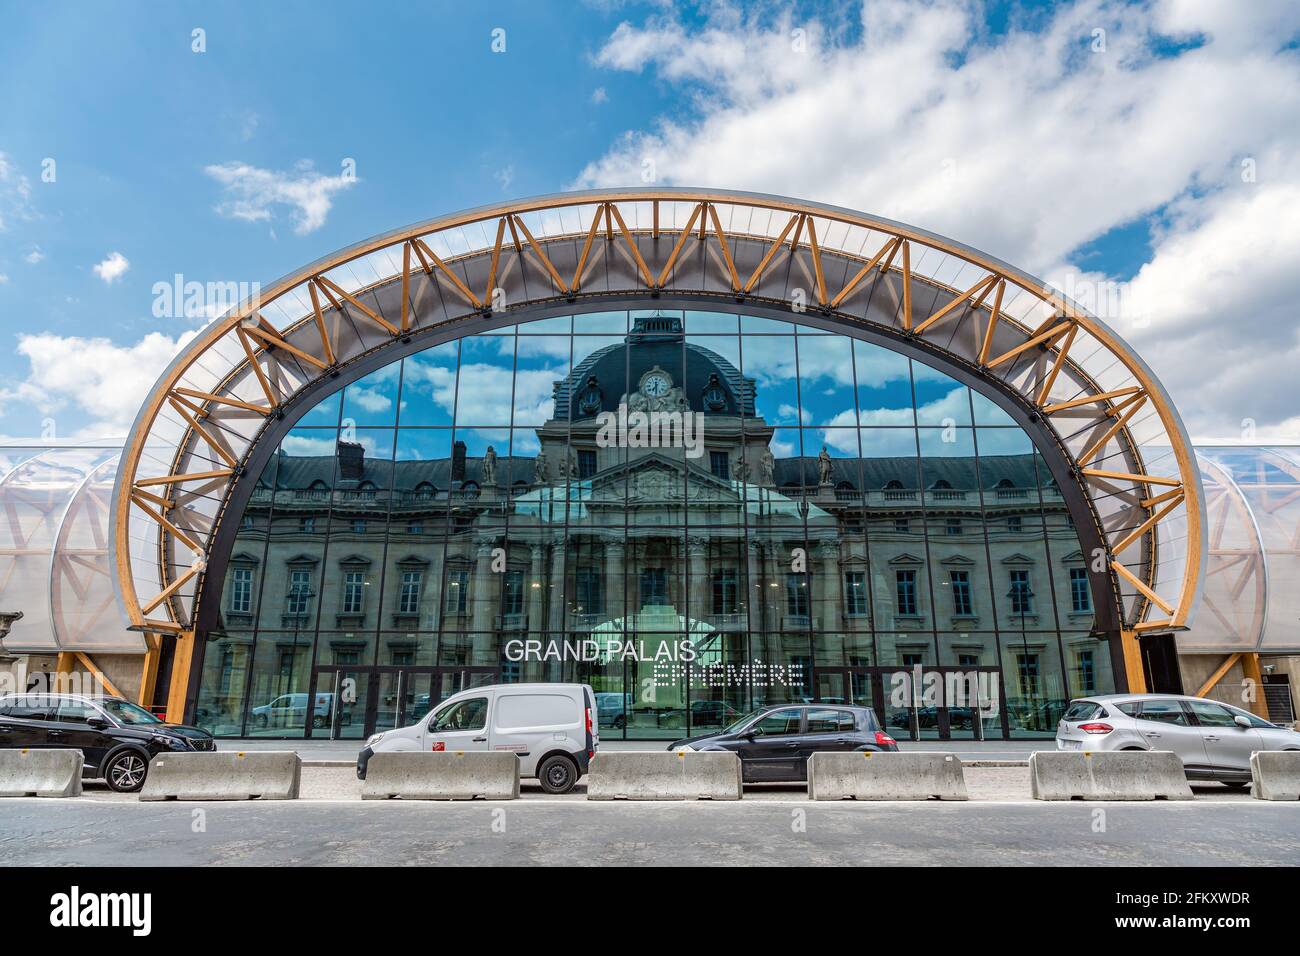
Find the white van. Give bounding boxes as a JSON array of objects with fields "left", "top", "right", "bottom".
[{"left": 356, "top": 683, "right": 598, "bottom": 793}]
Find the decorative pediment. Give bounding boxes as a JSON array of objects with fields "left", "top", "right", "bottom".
[
  {"left": 1001, "top": 553, "right": 1037, "bottom": 566},
  {"left": 939, "top": 554, "right": 976, "bottom": 567},
  {"left": 888, "top": 552, "right": 925, "bottom": 567}
]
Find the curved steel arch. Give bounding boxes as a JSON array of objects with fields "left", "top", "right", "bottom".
[{"left": 111, "top": 188, "right": 1205, "bottom": 657}]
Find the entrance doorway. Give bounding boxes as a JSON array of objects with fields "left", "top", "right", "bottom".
[
  {"left": 305, "top": 666, "right": 497, "bottom": 740},
  {"left": 813, "top": 665, "right": 1004, "bottom": 741}
]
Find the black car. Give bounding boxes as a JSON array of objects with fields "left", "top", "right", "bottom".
[
  {"left": 668, "top": 703, "right": 898, "bottom": 782},
  {"left": 0, "top": 694, "right": 216, "bottom": 792}
]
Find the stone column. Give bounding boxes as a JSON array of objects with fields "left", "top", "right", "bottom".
[
  {"left": 688, "top": 535, "right": 710, "bottom": 628},
  {"left": 528, "top": 544, "right": 546, "bottom": 641},
  {"left": 818, "top": 540, "right": 842, "bottom": 634},
  {"left": 470, "top": 536, "right": 497, "bottom": 665},
  {"left": 604, "top": 540, "right": 625, "bottom": 625}
]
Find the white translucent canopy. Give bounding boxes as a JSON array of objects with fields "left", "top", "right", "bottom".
[{"left": 0, "top": 441, "right": 146, "bottom": 655}]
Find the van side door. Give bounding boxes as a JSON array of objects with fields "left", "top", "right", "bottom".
[
  {"left": 423, "top": 693, "right": 492, "bottom": 753},
  {"left": 491, "top": 690, "right": 583, "bottom": 777}
]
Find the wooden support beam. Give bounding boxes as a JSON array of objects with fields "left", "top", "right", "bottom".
[
  {"left": 129, "top": 487, "right": 174, "bottom": 511},
  {"left": 235, "top": 326, "right": 279, "bottom": 407},
  {"left": 977, "top": 279, "right": 1005, "bottom": 365},
  {"left": 130, "top": 493, "right": 202, "bottom": 554},
  {"left": 1035, "top": 324, "right": 1078, "bottom": 406},
  {"left": 486, "top": 217, "right": 507, "bottom": 304},
  {"left": 1043, "top": 386, "right": 1142, "bottom": 415},
  {"left": 1112, "top": 492, "right": 1185, "bottom": 555},
  {"left": 241, "top": 323, "right": 328, "bottom": 371},
  {"left": 1196, "top": 653, "right": 1243, "bottom": 698},
  {"left": 1240, "top": 652, "right": 1271, "bottom": 720},
  {"left": 986, "top": 320, "right": 1073, "bottom": 369},
  {"left": 1119, "top": 629, "right": 1147, "bottom": 694},
  {"left": 140, "top": 564, "right": 199, "bottom": 615},
  {"left": 706, "top": 203, "right": 741, "bottom": 292},
  {"left": 75, "top": 652, "right": 124, "bottom": 699},
  {"left": 316, "top": 274, "right": 400, "bottom": 334},
  {"left": 805, "top": 216, "right": 829, "bottom": 306},
  {"left": 167, "top": 397, "right": 238, "bottom": 468},
  {"left": 1077, "top": 393, "right": 1147, "bottom": 467},
  {"left": 607, "top": 203, "right": 655, "bottom": 289},
  {"left": 571, "top": 205, "right": 603, "bottom": 292},
  {"left": 830, "top": 237, "right": 899, "bottom": 309},
  {"left": 1112, "top": 560, "right": 1176, "bottom": 615},
  {"left": 900, "top": 241, "right": 912, "bottom": 331},
  {"left": 1082, "top": 468, "right": 1182, "bottom": 488},
  {"left": 138, "top": 633, "right": 161, "bottom": 707},
  {"left": 742, "top": 213, "right": 800, "bottom": 294},
  {"left": 656, "top": 203, "right": 703, "bottom": 288},
  {"left": 172, "top": 387, "right": 270, "bottom": 416},
  {"left": 1133, "top": 619, "right": 1174, "bottom": 633},
  {"left": 400, "top": 241, "right": 411, "bottom": 332},
  {"left": 165, "top": 631, "right": 196, "bottom": 723},
  {"left": 136, "top": 469, "right": 233, "bottom": 488},
  {"left": 410, "top": 239, "right": 484, "bottom": 311},
  {"left": 307, "top": 280, "right": 337, "bottom": 366},
  {"left": 914, "top": 273, "right": 998, "bottom": 335},
  {"left": 509, "top": 216, "right": 569, "bottom": 295}
]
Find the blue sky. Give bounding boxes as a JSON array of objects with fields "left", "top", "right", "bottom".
[{"left": 1, "top": 0, "right": 1298, "bottom": 441}]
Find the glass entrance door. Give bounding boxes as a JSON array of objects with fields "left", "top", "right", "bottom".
[
  {"left": 816, "top": 666, "right": 1003, "bottom": 741},
  {"left": 307, "top": 666, "right": 498, "bottom": 740}
]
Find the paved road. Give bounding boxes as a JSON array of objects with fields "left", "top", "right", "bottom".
[{"left": 0, "top": 798, "right": 1295, "bottom": 866}]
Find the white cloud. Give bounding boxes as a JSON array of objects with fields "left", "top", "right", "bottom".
[
  {"left": 0, "top": 273, "right": 8, "bottom": 284},
  {"left": 92, "top": 251, "right": 130, "bottom": 284},
  {"left": 204, "top": 160, "right": 357, "bottom": 235},
  {"left": 591, "top": 87, "right": 608, "bottom": 104},
  {"left": 23, "top": 247, "right": 43, "bottom": 264},
  {"left": 0, "top": 330, "right": 197, "bottom": 435},
  {"left": 578, "top": 0, "right": 1300, "bottom": 437}
]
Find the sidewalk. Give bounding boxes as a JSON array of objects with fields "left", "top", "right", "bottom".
[{"left": 209, "top": 737, "right": 1054, "bottom": 764}]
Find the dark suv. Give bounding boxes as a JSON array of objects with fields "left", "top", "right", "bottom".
[
  {"left": 668, "top": 703, "right": 898, "bottom": 782},
  {"left": 0, "top": 694, "right": 216, "bottom": 792}
]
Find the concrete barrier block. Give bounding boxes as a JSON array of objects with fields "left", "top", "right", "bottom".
[
  {"left": 1251, "top": 751, "right": 1300, "bottom": 800},
  {"left": 0, "top": 749, "right": 83, "bottom": 797},
  {"left": 807, "top": 751, "right": 968, "bottom": 800},
  {"left": 361, "top": 751, "right": 519, "bottom": 800},
  {"left": 140, "top": 751, "right": 300, "bottom": 801},
  {"left": 1029, "top": 751, "right": 1192, "bottom": 801},
  {"left": 586, "top": 751, "right": 741, "bottom": 800}
]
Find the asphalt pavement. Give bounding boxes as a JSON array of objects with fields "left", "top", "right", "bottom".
[{"left": 0, "top": 796, "right": 1295, "bottom": 866}]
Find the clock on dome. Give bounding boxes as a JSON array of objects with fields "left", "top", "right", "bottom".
[{"left": 641, "top": 369, "right": 672, "bottom": 398}]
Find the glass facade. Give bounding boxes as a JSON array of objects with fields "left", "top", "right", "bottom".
[{"left": 191, "top": 310, "right": 1114, "bottom": 740}]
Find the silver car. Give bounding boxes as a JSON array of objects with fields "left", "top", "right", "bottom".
[{"left": 1056, "top": 693, "right": 1300, "bottom": 788}]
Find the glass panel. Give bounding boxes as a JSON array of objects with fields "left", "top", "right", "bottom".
[{"left": 191, "top": 310, "right": 1109, "bottom": 745}]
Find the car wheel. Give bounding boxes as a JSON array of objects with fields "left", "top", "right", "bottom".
[
  {"left": 254, "top": 713, "right": 268, "bottom": 729},
  {"left": 105, "top": 750, "right": 149, "bottom": 793},
  {"left": 614, "top": 715, "right": 626, "bottom": 730},
  {"left": 312, "top": 714, "right": 327, "bottom": 729},
  {"left": 538, "top": 755, "right": 578, "bottom": 794}
]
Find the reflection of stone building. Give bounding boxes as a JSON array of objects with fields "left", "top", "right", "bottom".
[{"left": 199, "top": 316, "right": 1108, "bottom": 739}]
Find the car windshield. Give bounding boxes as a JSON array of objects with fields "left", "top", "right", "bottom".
[
  {"left": 100, "top": 698, "right": 163, "bottom": 726},
  {"left": 722, "top": 708, "right": 767, "bottom": 735}
]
